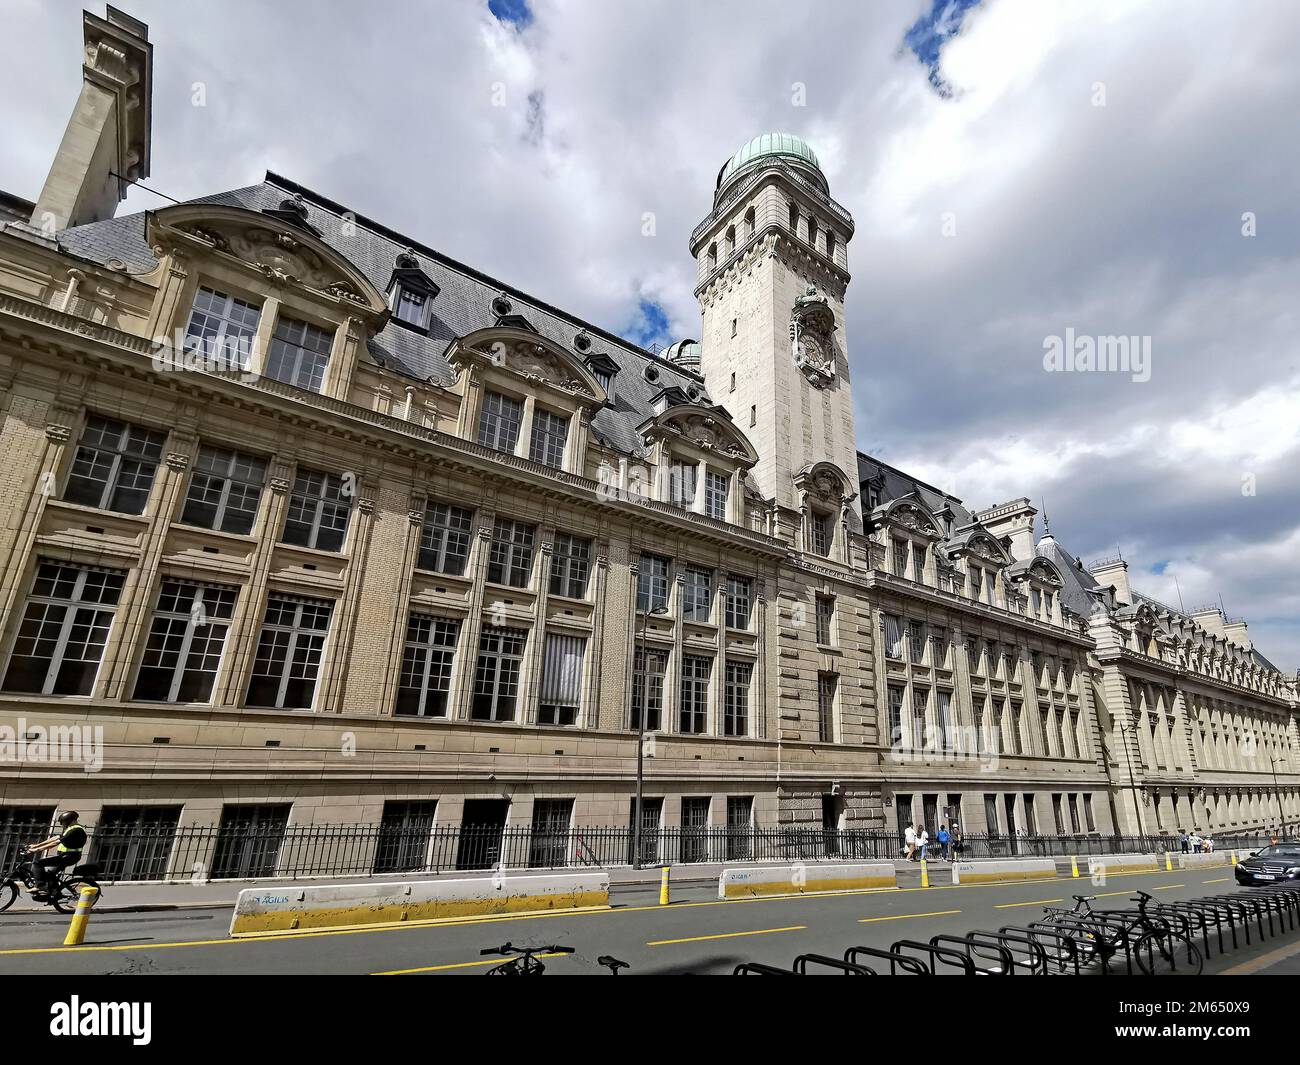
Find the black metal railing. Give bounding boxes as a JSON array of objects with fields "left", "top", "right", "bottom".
[{"left": 0, "top": 821, "right": 1274, "bottom": 884}]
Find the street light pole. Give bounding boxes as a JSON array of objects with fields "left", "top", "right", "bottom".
[
  {"left": 633, "top": 602, "right": 666, "bottom": 870},
  {"left": 1119, "top": 719, "right": 1144, "bottom": 836}
]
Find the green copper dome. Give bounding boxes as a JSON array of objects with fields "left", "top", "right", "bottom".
[{"left": 717, "top": 132, "right": 825, "bottom": 191}]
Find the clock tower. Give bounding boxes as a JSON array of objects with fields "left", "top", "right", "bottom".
[{"left": 685, "top": 134, "right": 862, "bottom": 546}]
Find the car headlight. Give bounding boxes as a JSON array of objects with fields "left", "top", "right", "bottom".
[{"left": 1286, "top": 867, "right": 1300, "bottom": 875}]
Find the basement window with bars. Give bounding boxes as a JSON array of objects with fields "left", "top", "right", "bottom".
[
  {"left": 472, "top": 626, "right": 527, "bottom": 722},
  {"left": 281, "top": 469, "right": 353, "bottom": 552},
  {"left": 180, "top": 444, "right": 267, "bottom": 535},
  {"left": 133, "top": 580, "right": 239, "bottom": 703},
  {"left": 538, "top": 633, "right": 586, "bottom": 726},
  {"left": 63, "top": 414, "right": 166, "bottom": 515},
  {"left": 2, "top": 562, "right": 125, "bottom": 696},
  {"left": 396, "top": 614, "right": 459, "bottom": 718},
  {"left": 244, "top": 594, "right": 333, "bottom": 709},
  {"left": 265, "top": 315, "right": 333, "bottom": 393}
]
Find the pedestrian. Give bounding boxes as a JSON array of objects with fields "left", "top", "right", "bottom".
[
  {"left": 1178, "top": 828, "right": 1188, "bottom": 853},
  {"left": 936, "top": 823, "right": 951, "bottom": 861},
  {"left": 952, "top": 825, "right": 963, "bottom": 860},
  {"left": 918, "top": 826, "right": 930, "bottom": 861},
  {"left": 1204, "top": 834, "right": 1214, "bottom": 853},
  {"left": 903, "top": 823, "right": 916, "bottom": 861},
  {"left": 1188, "top": 829, "right": 1202, "bottom": 853}
]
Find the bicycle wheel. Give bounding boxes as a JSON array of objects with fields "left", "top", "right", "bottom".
[
  {"left": 52, "top": 877, "right": 100, "bottom": 914},
  {"left": 1134, "top": 930, "right": 1203, "bottom": 976},
  {"left": 0, "top": 880, "right": 17, "bottom": 913}
]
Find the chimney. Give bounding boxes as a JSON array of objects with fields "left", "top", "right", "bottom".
[
  {"left": 1223, "top": 617, "right": 1250, "bottom": 649},
  {"left": 1191, "top": 607, "right": 1226, "bottom": 639},
  {"left": 975, "top": 497, "right": 1036, "bottom": 561},
  {"left": 1087, "top": 557, "right": 1132, "bottom": 606},
  {"left": 30, "top": 6, "right": 152, "bottom": 234}
]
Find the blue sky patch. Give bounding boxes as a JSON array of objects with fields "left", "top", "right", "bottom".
[
  {"left": 904, "top": 0, "right": 982, "bottom": 95},
  {"left": 624, "top": 298, "right": 671, "bottom": 351},
  {"left": 488, "top": 0, "right": 533, "bottom": 29}
]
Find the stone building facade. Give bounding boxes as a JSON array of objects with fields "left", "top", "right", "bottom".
[{"left": 0, "top": 10, "right": 1294, "bottom": 866}]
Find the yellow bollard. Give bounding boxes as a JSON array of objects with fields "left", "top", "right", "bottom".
[
  {"left": 1230, "top": 850, "right": 1238, "bottom": 867},
  {"left": 920, "top": 859, "right": 929, "bottom": 888},
  {"left": 1070, "top": 855, "right": 1080, "bottom": 878},
  {"left": 62, "top": 884, "right": 98, "bottom": 946},
  {"left": 1165, "top": 852, "right": 1173, "bottom": 871},
  {"left": 659, "top": 866, "right": 670, "bottom": 906}
]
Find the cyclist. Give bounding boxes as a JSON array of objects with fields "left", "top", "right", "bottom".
[{"left": 24, "top": 811, "right": 86, "bottom": 900}]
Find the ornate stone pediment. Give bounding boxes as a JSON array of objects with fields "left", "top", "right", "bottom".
[
  {"left": 795, "top": 461, "right": 857, "bottom": 511},
  {"left": 790, "top": 285, "right": 837, "bottom": 388},
  {"left": 640, "top": 403, "right": 759, "bottom": 466},
  {"left": 449, "top": 326, "right": 607, "bottom": 406}
]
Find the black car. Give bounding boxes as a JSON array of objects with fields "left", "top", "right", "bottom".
[{"left": 1234, "top": 843, "right": 1300, "bottom": 885}]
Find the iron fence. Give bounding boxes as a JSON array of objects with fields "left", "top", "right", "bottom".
[{"left": 0, "top": 819, "right": 1277, "bottom": 884}]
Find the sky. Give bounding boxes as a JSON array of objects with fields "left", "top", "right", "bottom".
[{"left": 4, "top": 0, "right": 1298, "bottom": 669}]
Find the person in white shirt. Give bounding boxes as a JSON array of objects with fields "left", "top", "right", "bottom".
[
  {"left": 1188, "top": 831, "right": 1202, "bottom": 852},
  {"left": 918, "top": 827, "right": 930, "bottom": 861},
  {"left": 904, "top": 824, "right": 917, "bottom": 861}
]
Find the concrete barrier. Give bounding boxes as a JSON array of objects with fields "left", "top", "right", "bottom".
[
  {"left": 718, "top": 862, "right": 896, "bottom": 899},
  {"left": 1177, "top": 851, "right": 1230, "bottom": 869},
  {"left": 950, "top": 858, "right": 1057, "bottom": 885},
  {"left": 1087, "top": 853, "right": 1160, "bottom": 876},
  {"left": 229, "top": 871, "right": 610, "bottom": 936}
]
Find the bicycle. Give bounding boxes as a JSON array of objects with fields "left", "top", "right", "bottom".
[
  {"left": 480, "top": 942, "right": 630, "bottom": 975},
  {"left": 0, "top": 853, "right": 102, "bottom": 914},
  {"left": 1041, "top": 890, "right": 1202, "bottom": 975}
]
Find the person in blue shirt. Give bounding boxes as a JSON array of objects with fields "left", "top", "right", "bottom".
[{"left": 936, "top": 824, "right": 951, "bottom": 861}]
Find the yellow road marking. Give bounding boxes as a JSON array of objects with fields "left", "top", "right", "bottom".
[
  {"left": 859, "top": 909, "right": 961, "bottom": 923},
  {"left": 1153, "top": 884, "right": 1185, "bottom": 891},
  {"left": 995, "top": 898, "right": 1063, "bottom": 909},
  {"left": 648, "top": 925, "right": 806, "bottom": 946},
  {"left": 0, "top": 864, "right": 1199, "bottom": 957},
  {"left": 1203, "top": 877, "right": 1231, "bottom": 885},
  {"left": 1220, "top": 938, "right": 1300, "bottom": 976},
  {"left": 375, "top": 952, "right": 568, "bottom": 976}
]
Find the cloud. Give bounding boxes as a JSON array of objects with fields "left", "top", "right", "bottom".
[{"left": 3, "top": 0, "right": 1296, "bottom": 666}]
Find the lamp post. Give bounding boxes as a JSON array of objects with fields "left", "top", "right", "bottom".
[
  {"left": 1119, "top": 718, "right": 1144, "bottom": 836},
  {"left": 1271, "top": 758, "right": 1288, "bottom": 839},
  {"left": 632, "top": 601, "right": 668, "bottom": 870}
]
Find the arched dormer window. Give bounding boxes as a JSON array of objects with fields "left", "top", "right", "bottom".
[
  {"left": 636, "top": 402, "right": 759, "bottom": 526},
  {"left": 794, "top": 462, "right": 857, "bottom": 563},
  {"left": 446, "top": 326, "right": 608, "bottom": 476},
  {"left": 871, "top": 496, "right": 942, "bottom": 584}
]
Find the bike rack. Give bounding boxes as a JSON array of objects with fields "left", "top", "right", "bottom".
[
  {"left": 1151, "top": 901, "right": 1217, "bottom": 958},
  {"left": 966, "top": 928, "right": 1047, "bottom": 975},
  {"left": 930, "top": 932, "right": 1013, "bottom": 975},
  {"left": 733, "top": 962, "right": 796, "bottom": 975},
  {"left": 792, "top": 953, "right": 875, "bottom": 975},
  {"left": 890, "top": 937, "right": 977, "bottom": 975},
  {"left": 1010, "top": 924, "right": 1083, "bottom": 975},
  {"left": 843, "top": 944, "right": 931, "bottom": 975}
]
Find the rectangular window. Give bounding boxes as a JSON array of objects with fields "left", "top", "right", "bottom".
[
  {"left": 529, "top": 798, "right": 574, "bottom": 868},
  {"left": 266, "top": 315, "right": 333, "bottom": 392},
  {"left": 2, "top": 562, "right": 124, "bottom": 695},
  {"left": 393, "top": 286, "right": 427, "bottom": 327},
  {"left": 487, "top": 518, "right": 535, "bottom": 588},
  {"left": 418, "top": 501, "right": 473, "bottom": 575},
  {"left": 631, "top": 647, "right": 667, "bottom": 731},
  {"left": 724, "top": 575, "right": 752, "bottom": 630},
  {"left": 818, "top": 672, "right": 837, "bottom": 743},
  {"left": 907, "top": 620, "right": 925, "bottom": 664},
  {"left": 966, "top": 635, "right": 982, "bottom": 673},
  {"left": 984, "top": 794, "right": 1000, "bottom": 835},
  {"left": 539, "top": 633, "right": 586, "bottom": 726},
  {"left": 1023, "top": 796, "right": 1038, "bottom": 836},
  {"left": 811, "top": 512, "right": 833, "bottom": 556},
  {"left": 937, "top": 690, "right": 952, "bottom": 749},
  {"left": 528, "top": 407, "right": 568, "bottom": 469},
  {"left": 472, "top": 626, "right": 526, "bottom": 722},
  {"left": 679, "top": 655, "right": 711, "bottom": 734},
  {"left": 244, "top": 594, "right": 333, "bottom": 709},
  {"left": 816, "top": 595, "right": 834, "bottom": 645},
  {"left": 180, "top": 445, "right": 267, "bottom": 535},
  {"left": 210, "top": 804, "right": 291, "bottom": 880},
  {"left": 281, "top": 469, "right": 352, "bottom": 552},
  {"left": 887, "top": 685, "right": 905, "bottom": 747},
  {"left": 184, "top": 285, "right": 260, "bottom": 370},
  {"left": 477, "top": 390, "right": 523, "bottom": 453},
  {"left": 548, "top": 532, "right": 591, "bottom": 598},
  {"left": 64, "top": 414, "right": 166, "bottom": 515},
  {"left": 969, "top": 565, "right": 983, "bottom": 600},
  {"left": 1031, "top": 587, "right": 1043, "bottom": 617},
  {"left": 682, "top": 565, "right": 713, "bottom": 622},
  {"left": 636, "top": 554, "right": 670, "bottom": 612},
  {"left": 723, "top": 659, "right": 752, "bottom": 737},
  {"left": 892, "top": 538, "right": 908, "bottom": 577},
  {"left": 704, "top": 470, "right": 729, "bottom": 520},
  {"left": 975, "top": 696, "right": 990, "bottom": 753},
  {"left": 133, "top": 580, "right": 238, "bottom": 703},
  {"left": 373, "top": 800, "right": 437, "bottom": 874},
  {"left": 725, "top": 796, "right": 753, "bottom": 860},
  {"left": 929, "top": 626, "right": 948, "bottom": 667},
  {"left": 395, "top": 614, "right": 459, "bottom": 718},
  {"left": 1052, "top": 793, "right": 1065, "bottom": 835},
  {"left": 911, "top": 543, "right": 927, "bottom": 583},
  {"left": 883, "top": 614, "right": 903, "bottom": 660},
  {"left": 911, "top": 687, "right": 928, "bottom": 749},
  {"left": 668, "top": 460, "right": 697, "bottom": 509}
]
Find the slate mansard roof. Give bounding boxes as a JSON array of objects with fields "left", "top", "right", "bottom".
[{"left": 56, "top": 172, "right": 709, "bottom": 460}]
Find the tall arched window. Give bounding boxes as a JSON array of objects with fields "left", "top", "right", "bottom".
[
  {"left": 807, "top": 216, "right": 819, "bottom": 249},
  {"left": 725, "top": 225, "right": 735, "bottom": 258},
  {"left": 788, "top": 202, "right": 800, "bottom": 237},
  {"left": 825, "top": 230, "right": 836, "bottom": 261},
  {"left": 743, "top": 206, "right": 755, "bottom": 240},
  {"left": 706, "top": 242, "right": 717, "bottom": 272}
]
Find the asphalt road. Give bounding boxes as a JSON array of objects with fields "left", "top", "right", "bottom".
[{"left": 0, "top": 865, "right": 1284, "bottom": 975}]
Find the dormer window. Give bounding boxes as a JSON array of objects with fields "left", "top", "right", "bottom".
[
  {"left": 584, "top": 353, "right": 619, "bottom": 403},
  {"left": 393, "top": 285, "right": 428, "bottom": 327},
  {"left": 387, "top": 249, "right": 438, "bottom": 332}
]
